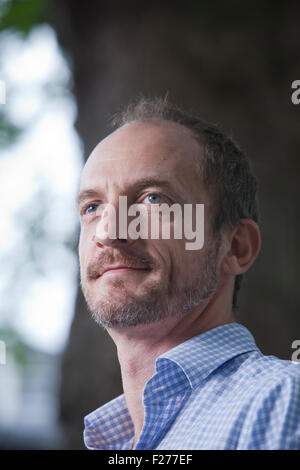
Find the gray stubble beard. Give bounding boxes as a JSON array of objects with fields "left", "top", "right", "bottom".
[{"left": 81, "top": 238, "right": 221, "bottom": 329}]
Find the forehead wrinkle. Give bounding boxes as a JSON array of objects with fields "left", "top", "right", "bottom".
[
  {"left": 82, "top": 121, "right": 205, "bottom": 204},
  {"left": 79, "top": 174, "right": 188, "bottom": 205},
  {"left": 81, "top": 154, "right": 204, "bottom": 207}
]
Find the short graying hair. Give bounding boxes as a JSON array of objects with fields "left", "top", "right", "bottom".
[{"left": 112, "top": 97, "right": 260, "bottom": 312}]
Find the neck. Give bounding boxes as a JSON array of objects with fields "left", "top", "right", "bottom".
[{"left": 106, "top": 287, "right": 235, "bottom": 447}]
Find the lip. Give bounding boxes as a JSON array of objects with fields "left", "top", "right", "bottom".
[{"left": 101, "top": 266, "right": 149, "bottom": 276}]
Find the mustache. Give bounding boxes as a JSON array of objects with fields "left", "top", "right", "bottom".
[{"left": 86, "top": 250, "right": 157, "bottom": 279}]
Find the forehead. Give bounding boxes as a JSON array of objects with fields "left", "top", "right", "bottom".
[{"left": 80, "top": 121, "right": 205, "bottom": 201}]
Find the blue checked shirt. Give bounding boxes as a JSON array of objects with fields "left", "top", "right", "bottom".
[{"left": 83, "top": 323, "right": 300, "bottom": 450}]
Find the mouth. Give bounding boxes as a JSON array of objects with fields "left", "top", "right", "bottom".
[
  {"left": 88, "top": 265, "right": 151, "bottom": 281},
  {"left": 101, "top": 266, "right": 150, "bottom": 277}
]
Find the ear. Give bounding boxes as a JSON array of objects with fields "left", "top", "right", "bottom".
[{"left": 221, "top": 219, "right": 261, "bottom": 276}]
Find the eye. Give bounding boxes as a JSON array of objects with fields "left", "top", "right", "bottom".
[
  {"left": 85, "top": 204, "right": 98, "bottom": 214},
  {"left": 144, "top": 193, "right": 162, "bottom": 204}
]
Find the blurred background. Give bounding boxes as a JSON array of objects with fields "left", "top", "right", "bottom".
[{"left": 0, "top": 0, "right": 299, "bottom": 450}]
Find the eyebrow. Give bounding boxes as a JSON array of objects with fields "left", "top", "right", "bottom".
[
  {"left": 77, "top": 189, "right": 100, "bottom": 208},
  {"left": 77, "top": 177, "right": 182, "bottom": 208}
]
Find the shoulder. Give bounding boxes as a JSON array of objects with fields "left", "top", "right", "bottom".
[
  {"left": 235, "top": 354, "right": 300, "bottom": 449},
  {"left": 239, "top": 352, "right": 300, "bottom": 389},
  {"left": 233, "top": 352, "right": 300, "bottom": 410}
]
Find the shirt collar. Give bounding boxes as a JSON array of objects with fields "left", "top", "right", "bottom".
[
  {"left": 84, "top": 393, "right": 134, "bottom": 450},
  {"left": 155, "top": 322, "right": 259, "bottom": 390},
  {"left": 84, "top": 322, "right": 260, "bottom": 449}
]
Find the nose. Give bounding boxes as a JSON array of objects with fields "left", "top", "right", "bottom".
[
  {"left": 94, "top": 235, "right": 128, "bottom": 248},
  {"left": 93, "top": 202, "right": 135, "bottom": 248}
]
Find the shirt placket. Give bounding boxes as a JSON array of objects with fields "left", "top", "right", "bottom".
[{"left": 134, "top": 365, "right": 191, "bottom": 449}]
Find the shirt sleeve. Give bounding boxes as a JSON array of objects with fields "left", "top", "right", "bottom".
[{"left": 238, "top": 371, "right": 300, "bottom": 450}]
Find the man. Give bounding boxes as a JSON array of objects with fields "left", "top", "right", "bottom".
[{"left": 78, "top": 97, "right": 300, "bottom": 450}]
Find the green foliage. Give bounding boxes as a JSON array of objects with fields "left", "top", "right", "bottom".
[
  {"left": 0, "top": 1, "right": 55, "bottom": 363},
  {"left": 0, "top": 324, "right": 30, "bottom": 366},
  {"left": 0, "top": 0, "right": 48, "bottom": 35},
  {"left": 0, "top": 0, "right": 49, "bottom": 150},
  {"left": 0, "top": 111, "right": 22, "bottom": 147}
]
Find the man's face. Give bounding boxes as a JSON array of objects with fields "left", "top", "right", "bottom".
[{"left": 78, "top": 121, "right": 222, "bottom": 328}]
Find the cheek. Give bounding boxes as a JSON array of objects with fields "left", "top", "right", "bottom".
[
  {"left": 158, "top": 239, "right": 185, "bottom": 275},
  {"left": 146, "top": 239, "right": 171, "bottom": 276},
  {"left": 78, "top": 230, "right": 84, "bottom": 258},
  {"left": 177, "top": 240, "right": 203, "bottom": 278},
  {"left": 78, "top": 228, "right": 91, "bottom": 270}
]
